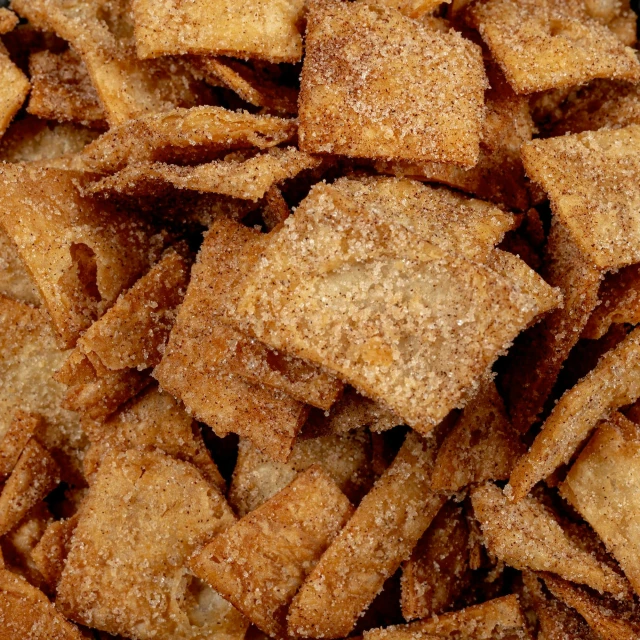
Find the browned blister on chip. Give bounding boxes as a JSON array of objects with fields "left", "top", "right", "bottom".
[
  {"left": 56, "top": 449, "right": 244, "bottom": 640},
  {"left": 0, "top": 45, "right": 30, "bottom": 138},
  {"left": 31, "top": 514, "right": 79, "bottom": 592},
  {"left": 299, "top": 0, "right": 487, "bottom": 167},
  {"left": 0, "top": 411, "right": 43, "bottom": 481},
  {"left": 510, "top": 325, "right": 640, "bottom": 501},
  {"left": 191, "top": 466, "right": 354, "bottom": 637},
  {"left": 468, "top": 0, "right": 640, "bottom": 94},
  {"left": 471, "top": 482, "right": 629, "bottom": 597},
  {"left": 287, "top": 431, "right": 446, "bottom": 639}
]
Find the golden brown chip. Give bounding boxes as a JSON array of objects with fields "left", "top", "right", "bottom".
[
  {"left": 56, "top": 449, "right": 244, "bottom": 640},
  {"left": 299, "top": 0, "right": 486, "bottom": 167},
  {"left": 261, "top": 186, "right": 290, "bottom": 231},
  {"left": 235, "top": 177, "right": 558, "bottom": 434},
  {"left": 0, "top": 8, "right": 19, "bottom": 34},
  {"left": 523, "top": 125, "right": 640, "bottom": 270},
  {"left": 471, "top": 482, "right": 629, "bottom": 597},
  {"left": 0, "top": 567, "right": 84, "bottom": 640},
  {"left": 31, "top": 514, "right": 79, "bottom": 592},
  {"left": 287, "top": 431, "right": 446, "bottom": 639},
  {"left": 356, "top": 0, "right": 448, "bottom": 19},
  {"left": 0, "top": 228, "right": 42, "bottom": 306},
  {"left": 191, "top": 466, "right": 353, "bottom": 637},
  {"left": 27, "top": 50, "right": 107, "bottom": 128},
  {"left": 468, "top": 0, "right": 640, "bottom": 94},
  {"left": 431, "top": 380, "right": 524, "bottom": 492},
  {"left": 0, "top": 46, "right": 30, "bottom": 138},
  {"left": 509, "top": 325, "right": 640, "bottom": 500},
  {"left": 0, "top": 411, "right": 42, "bottom": 481}
]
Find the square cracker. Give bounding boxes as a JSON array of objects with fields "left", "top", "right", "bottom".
[
  {"left": 56, "top": 449, "right": 245, "bottom": 640},
  {"left": 235, "top": 177, "right": 558, "bottom": 432},
  {"left": 522, "top": 124, "right": 640, "bottom": 270},
  {"left": 299, "top": 0, "right": 486, "bottom": 167},
  {"left": 468, "top": 0, "right": 640, "bottom": 94}
]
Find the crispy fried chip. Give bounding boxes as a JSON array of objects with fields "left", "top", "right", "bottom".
[
  {"left": 561, "top": 418, "right": 640, "bottom": 597},
  {"left": 0, "top": 228, "right": 42, "bottom": 306},
  {"left": 0, "top": 46, "right": 30, "bottom": 138},
  {"left": 471, "top": 482, "right": 629, "bottom": 597},
  {"left": 287, "top": 431, "right": 447, "bottom": 639},
  {"left": 400, "top": 500, "right": 470, "bottom": 621},
  {"left": 0, "top": 8, "right": 19, "bottom": 34},
  {"left": 299, "top": 1, "right": 486, "bottom": 167},
  {"left": 229, "top": 430, "right": 373, "bottom": 517},
  {"left": 262, "top": 186, "right": 290, "bottom": 230},
  {"left": 522, "top": 124, "right": 640, "bottom": 270},
  {"left": 357, "top": 0, "right": 448, "bottom": 19},
  {"left": 0, "top": 568, "right": 84, "bottom": 640},
  {"left": 56, "top": 449, "right": 244, "bottom": 640},
  {"left": 0, "top": 164, "right": 157, "bottom": 348},
  {"left": 31, "top": 514, "right": 79, "bottom": 592},
  {"left": 27, "top": 50, "right": 107, "bottom": 128},
  {"left": 82, "top": 385, "right": 224, "bottom": 490},
  {"left": 468, "top": 0, "right": 640, "bottom": 94},
  {"left": 509, "top": 325, "right": 640, "bottom": 501},
  {"left": 431, "top": 380, "right": 524, "bottom": 492},
  {"left": 0, "top": 411, "right": 42, "bottom": 480},
  {"left": 235, "top": 177, "right": 558, "bottom": 433},
  {"left": 191, "top": 466, "right": 353, "bottom": 637}
]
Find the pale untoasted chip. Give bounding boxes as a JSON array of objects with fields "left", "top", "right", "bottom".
[
  {"left": 0, "top": 567, "right": 84, "bottom": 639},
  {"left": 471, "top": 482, "right": 628, "bottom": 597},
  {"left": 299, "top": 1, "right": 486, "bottom": 167},
  {"left": 235, "top": 178, "right": 558, "bottom": 433},
  {"left": 468, "top": 0, "right": 640, "bottom": 94},
  {"left": 400, "top": 500, "right": 470, "bottom": 621},
  {"left": 56, "top": 449, "right": 244, "bottom": 639},
  {"left": 0, "top": 164, "right": 158, "bottom": 348},
  {"left": 431, "top": 380, "right": 524, "bottom": 492},
  {"left": 229, "top": 430, "right": 373, "bottom": 516},
  {"left": 0, "top": 8, "right": 19, "bottom": 34},
  {"left": 356, "top": 0, "right": 449, "bottom": 19},
  {"left": 561, "top": 419, "right": 640, "bottom": 597},
  {"left": 82, "top": 385, "right": 224, "bottom": 491},
  {"left": 509, "top": 325, "right": 640, "bottom": 500},
  {"left": 523, "top": 125, "right": 640, "bottom": 270},
  {"left": 287, "top": 431, "right": 446, "bottom": 639},
  {"left": 27, "top": 50, "right": 107, "bottom": 128},
  {"left": 31, "top": 514, "right": 79, "bottom": 592},
  {"left": 191, "top": 466, "right": 353, "bottom": 637},
  {"left": 0, "top": 47, "right": 30, "bottom": 138},
  {"left": 0, "top": 411, "right": 42, "bottom": 480},
  {"left": 0, "top": 228, "right": 42, "bottom": 306}
]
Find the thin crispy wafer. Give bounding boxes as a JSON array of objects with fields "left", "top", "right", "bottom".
[
  {"left": 299, "top": 0, "right": 486, "bottom": 167},
  {"left": 510, "top": 325, "right": 640, "bottom": 501},
  {"left": 287, "top": 431, "right": 447, "bottom": 639},
  {"left": 0, "top": 8, "right": 19, "bottom": 34},
  {"left": 0, "top": 411, "right": 42, "bottom": 480},
  {"left": 0, "top": 228, "right": 42, "bottom": 306},
  {"left": 191, "top": 466, "right": 354, "bottom": 637},
  {"left": 468, "top": 0, "right": 640, "bottom": 94},
  {"left": 0, "top": 46, "right": 30, "bottom": 137},
  {"left": 31, "top": 514, "right": 79, "bottom": 592},
  {"left": 471, "top": 482, "right": 629, "bottom": 597},
  {"left": 56, "top": 449, "right": 244, "bottom": 640}
]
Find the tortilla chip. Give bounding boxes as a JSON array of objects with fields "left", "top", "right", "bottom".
[
  {"left": 235, "top": 177, "right": 558, "bottom": 433},
  {"left": 27, "top": 50, "right": 107, "bottom": 128},
  {"left": 471, "top": 482, "right": 629, "bottom": 597},
  {"left": 468, "top": 0, "right": 640, "bottom": 94},
  {"left": 431, "top": 380, "right": 524, "bottom": 492},
  {"left": 0, "top": 411, "right": 42, "bottom": 481},
  {"left": 0, "top": 8, "right": 19, "bottom": 34},
  {"left": 0, "top": 228, "right": 42, "bottom": 306},
  {"left": 56, "top": 449, "right": 244, "bottom": 639},
  {"left": 299, "top": 1, "right": 486, "bottom": 167},
  {"left": 229, "top": 429, "right": 374, "bottom": 517},
  {"left": 31, "top": 514, "right": 79, "bottom": 592},
  {"left": 287, "top": 431, "right": 447, "bottom": 639},
  {"left": 0, "top": 568, "right": 84, "bottom": 639},
  {"left": 0, "top": 47, "right": 30, "bottom": 138},
  {"left": 509, "top": 325, "right": 640, "bottom": 501}
]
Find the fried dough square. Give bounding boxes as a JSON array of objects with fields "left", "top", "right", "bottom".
[
  {"left": 191, "top": 466, "right": 353, "bottom": 637},
  {"left": 299, "top": 1, "right": 486, "bottom": 167},
  {"left": 0, "top": 47, "right": 30, "bottom": 137},
  {"left": 468, "top": 0, "right": 640, "bottom": 94},
  {"left": 56, "top": 449, "right": 245, "bottom": 640},
  {"left": 131, "top": 0, "right": 306, "bottom": 62},
  {"left": 235, "top": 178, "right": 558, "bottom": 433}
]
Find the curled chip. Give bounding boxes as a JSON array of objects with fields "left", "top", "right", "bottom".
[
  {"left": 0, "top": 44, "right": 30, "bottom": 138},
  {"left": 299, "top": 0, "right": 487, "bottom": 167},
  {"left": 31, "top": 514, "right": 79, "bottom": 592}
]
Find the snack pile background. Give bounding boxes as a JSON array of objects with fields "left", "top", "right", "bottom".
[{"left": 1, "top": 0, "right": 640, "bottom": 638}]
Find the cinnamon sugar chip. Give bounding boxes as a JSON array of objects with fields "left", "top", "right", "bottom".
[
  {"left": 0, "top": 568, "right": 84, "bottom": 640},
  {"left": 0, "top": 411, "right": 43, "bottom": 481},
  {"left": 468, "top": 0, "right": 640, "bottom": 94},
  {"left": 56, "top": 449, "right": 244, "bottom": 640},
  {"left": 235, "top": 177, "right": 558, "bottom": 433},
  {"left": 191, "top": 466, "right": 354, "bottom": 637},
  {"left": 81, "top": 106, "right": 297, "bottom": 173},
  {"left": 522, "top": 125, "right": 640, "bottom": 270},
  {"left": 87, "top": 148, "right": 321, "bottom": 202},
  {"left": 509, "top": 325, "right": 640, "bottom": 501},
  {"left": 0, "top": 9, "right": 19, "bottom": 35},
  {"left": 299, "top": 1, "right": 486, "bottom": 167},
  {"left": 0, "top": 164, "right": 157, "bottom": 348},
  {"left": 131, "top": 0, "right": 306, "bottom": 62},
  {"left": 27, "top": 50, "right": 107, "bottom": 128},
  {"left": 357, "top": 0, "right": 449, "bottom": 19},
  {"left": 31, "top": 514, "right": 79, "bottom": 591},
  {"left": 287, "top": 432, "right": 447, "bottom": 639},
  {"left": 0, "top": 228, "right": 42, "bottom": 306},
  {"left": 229, "top": 430, "right": 373, "bottom": 516},
  {"left": 471, "top": 482, "right": 629, "bottom": 598},
  {"left": 0, "top": 47, "right": 30, "bottom": 137}
]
